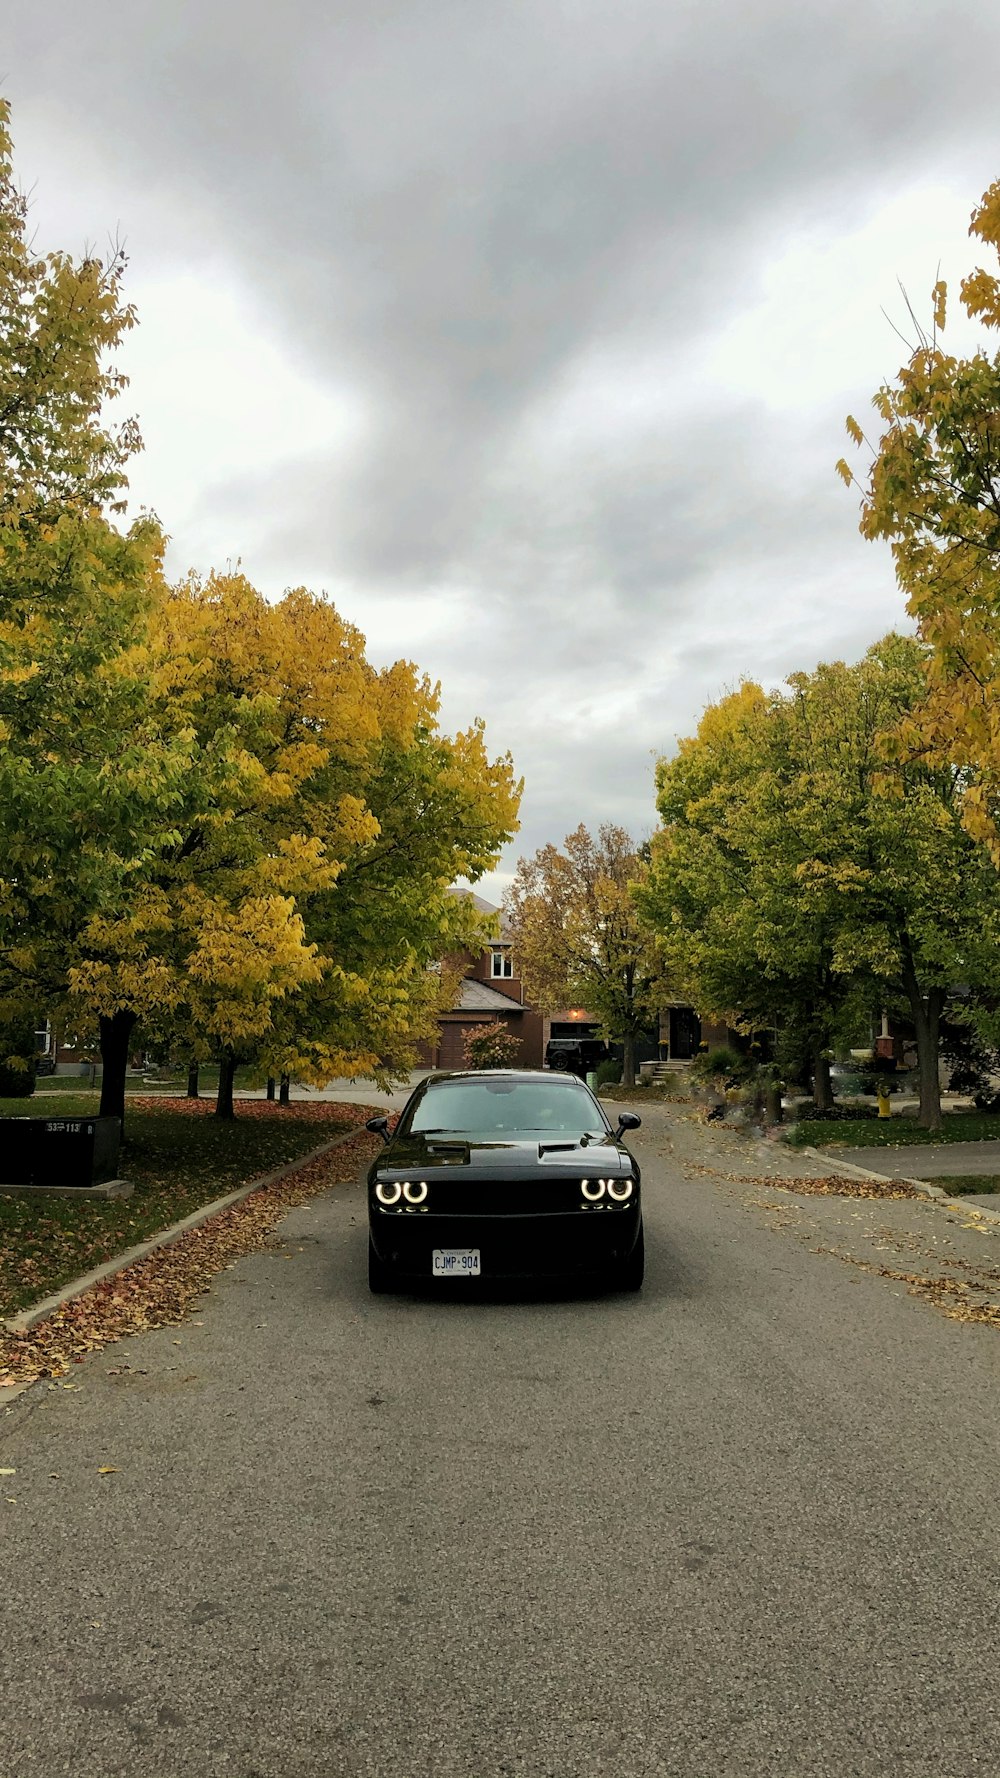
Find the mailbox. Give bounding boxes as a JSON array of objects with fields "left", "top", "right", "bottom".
[{"left": 0, "top": 1116, "right": 121, "bottom": 1187}]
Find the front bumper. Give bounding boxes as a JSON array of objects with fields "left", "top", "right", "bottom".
[{"left": 368, "top": 1206, "right": 642, "bottom": 1281}]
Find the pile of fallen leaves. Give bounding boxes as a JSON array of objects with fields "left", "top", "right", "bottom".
[
  {"left": 127, "top": 1095, "right": 371, "bottom": 1121},
  {"left": 1, "top": 1127, "right": 379, "bottom": 1389},
  {"left": 683, "top": 1163, "right": 921, "bottom": 1200},
  {"left": 757, "top": 1173, "right": 921, "bottom": 1201}
]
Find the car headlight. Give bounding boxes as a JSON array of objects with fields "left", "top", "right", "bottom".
[
  {"left": 607, "top": 1178, "right": 634, "bottom": 1201},
  {"left": 403, "top": 1180, "right": 428, "bottom": 1203},
  {"left": 581, "top": 1178, "right": 605, "bottom": 1201},
  {"left": 375, "top": 1180, "right": 402, "bottom": 1205}
]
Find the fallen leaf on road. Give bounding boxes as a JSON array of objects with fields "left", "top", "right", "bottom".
[
  {"left": 0, "top": 1467, "right": 15, "bottom": 1476},
  {"left": 0, "top": 1132, "right": 375, "bottom": 1387},
  {"left": 97, "top": 1466, "right": 119, "bottom": 1475}
]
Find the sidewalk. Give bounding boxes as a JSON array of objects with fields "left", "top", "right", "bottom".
[{"left": 235, "top": 1071, "right": 432, "bottom": 1111}]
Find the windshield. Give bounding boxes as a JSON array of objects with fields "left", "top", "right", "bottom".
[{"left": 403, "top": 1077, "right": 611, "bottom": 1138}]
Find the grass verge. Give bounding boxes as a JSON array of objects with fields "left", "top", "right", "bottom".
[
  {"left": 786, "top": 1112, "right": 1000, "bottom": 1148},
  {"left": 912, "top": 1174, "right": 1000, "bottom": 1195},
  {"left": 0, "top": 1097, "right": 373, "bottom": 1319}
]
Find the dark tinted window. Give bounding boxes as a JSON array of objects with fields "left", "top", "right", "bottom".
[{"left": 404, "top": 1077, "right": 610, "bottom": 1136}]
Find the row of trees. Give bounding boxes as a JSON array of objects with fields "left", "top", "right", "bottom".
[
  {"left": 507, "top": 174, "right": 1000, "bottom": 1126},
  {"left": 505, "top": 641, "right": 1000, "bottom": 1128},
  {"left": 0, "top": 99, "right": 520, "bottom": 1118},
  {"left": 643, "top": 633, "right": 1000, "bottom": 1129}
]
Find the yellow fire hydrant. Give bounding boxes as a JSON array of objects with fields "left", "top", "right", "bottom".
[{"left": 876, "top": 1083, "right": 892, "bottom": 1119}]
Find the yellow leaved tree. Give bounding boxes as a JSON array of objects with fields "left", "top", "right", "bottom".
[
  {"left": 839, "top": 176, "right": 1000, "bottom": 859},
  {"left": 504, "top": 824, "right": 665, "bottom": 1087},
  {"left": 0, "top": 99, "right": 196, "bottom": 1070},
  {"left": 68, "top": 571, "right": 521, "bottom": 1116}
]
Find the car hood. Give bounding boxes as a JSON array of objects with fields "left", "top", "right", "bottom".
[{"left": 375, "top": 1134, "right": 633, "bottom": 1176}]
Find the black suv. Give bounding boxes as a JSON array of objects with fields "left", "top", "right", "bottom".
[{"left": 545, "top": 1036, "right": 609, "bottom": 1077}]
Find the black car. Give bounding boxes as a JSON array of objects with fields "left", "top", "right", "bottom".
[
  {"left": 544, "top": 1036, "right": 609, "bottom": 1076},
  {"left": 365, "top": 1069, "right": 643, "bottom": 1294}
]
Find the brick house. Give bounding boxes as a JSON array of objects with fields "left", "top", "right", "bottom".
[
  {"left": 658, "top": 1002, "right": 730, "bottom": 1060},
  {"left": 418, "top": 892, "right": 731, "bottom": 1073},
  {"left": 418, "top": 892, "right": 546, "bottom": 1070}
]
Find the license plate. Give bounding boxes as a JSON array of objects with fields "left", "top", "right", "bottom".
[{"left": 432, "top": 1248, "right": 481, "bottom": 1277}]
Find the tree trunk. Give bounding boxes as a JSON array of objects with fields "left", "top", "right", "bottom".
[
  {"left": 186, "top": 1062, "right": 200, "bottom": 1100},
  {"left": 764, "top": 1080, "right": 783, "bottom": 1124},
  {"left": 621, "top": 1033, "right": 636, "bottom": 1089},
  {"left": 903, "top": 968, "right": 943, "bottom": 1131},
  {"left": 279, "top": 1074, "right": 290, "bottom": 1106},
  {"left": 812, "top": 1049, "right": 833, "bottom": 1111},
  {"left": 266, "top": 1076, "right": 275, "bottom": 1101},
  {"left": 216, "top": 1052, "right": 237, "bottom": 1120},
  {"left": 99, "top": 1010, "right": 137, "bottom": 1130}
]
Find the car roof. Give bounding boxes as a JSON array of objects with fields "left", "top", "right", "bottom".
[{"left": 422, "top": 1069, "right": 589, "bottom": 1085}]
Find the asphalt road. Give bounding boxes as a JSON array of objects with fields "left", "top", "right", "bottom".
[{"left": 2, "top": 1107, "right": 999, "bottom": 1778}]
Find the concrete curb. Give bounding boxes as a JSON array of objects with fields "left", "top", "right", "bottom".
[
  {"left": 797, "top": 1144, "right": 1000, "bottom": 1224},
  {"left": 3, "top": 1124, "right": 371, "bottom": 1340},
  {"left": 0, "top": 1179, "right": 134, "bottom": 1202}
]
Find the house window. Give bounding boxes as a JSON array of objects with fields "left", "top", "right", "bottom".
[{"left": 491, "top": 950, "right": 513, "bottom": 979}]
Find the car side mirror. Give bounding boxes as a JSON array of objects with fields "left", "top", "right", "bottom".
[
  {"left": 365, "top": 1115, "right": 391, "bottom": 1144},
  {"left": 615, "top": 1111, "right": 641, "bottom": 1135}
]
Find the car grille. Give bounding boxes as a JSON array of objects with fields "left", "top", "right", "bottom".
[{"left": 419, "top": 1179, "right": 593, "bottom": 1216}]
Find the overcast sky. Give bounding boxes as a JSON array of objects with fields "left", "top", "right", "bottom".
[{"left": 5, "top": 1, "right": 1000, "bottom": 899}]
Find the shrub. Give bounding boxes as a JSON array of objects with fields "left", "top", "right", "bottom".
[
  {"left": 691, "top": 1045, "right": 755, "bottom": 1088},
  {"left": 593, "top": 1057, "right": 622, "bottom": 1089},
  {"left": 462, "top": 1023, "right": 521, "bottom": 1070}
]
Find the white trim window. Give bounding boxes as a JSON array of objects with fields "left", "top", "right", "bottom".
[{"left": 490, "top": 949, "right": 513, "bottom": 979}]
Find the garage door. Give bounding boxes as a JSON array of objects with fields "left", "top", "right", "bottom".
[{"left": 439, "top": 1019, "right": 487, "bottom": 1070}]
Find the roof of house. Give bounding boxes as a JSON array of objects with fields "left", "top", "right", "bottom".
[
  {"left": 449, "top": 978, "right": 524, "bottom": 1014},
  {"left": 448, "top": 885, "right": 497, "bottom": 916},
  {"left": 448, "top": 884, "right": 513, "bottom": 941}
]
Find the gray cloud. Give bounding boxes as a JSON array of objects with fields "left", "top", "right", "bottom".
[{"left": 3, "top": 0, "right": 998, "bottom": 887}]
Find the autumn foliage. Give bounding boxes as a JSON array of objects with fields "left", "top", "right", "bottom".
[
  {"left": 0, "top": 100, "right": 520, "bottom": 1113},
  {"left": 839, "top": 175, "right": 1000, "bottom": 862},
  {"left": 461, "top": 1023, "right": 520, "bottom": 1070},
  {"left": 504, "top": 824, "right": 664, "bottom": 1087}
]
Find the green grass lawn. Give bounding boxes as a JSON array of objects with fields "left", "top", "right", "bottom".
[
  {"left": 917, "top": 1175, "right": 1000, "bottom": 1195},
  {"left": 0, "top": 1100, "right": 360, "bottom": 1318},
  {"left": 788, "top": 1111, "right": 1000, "bottom": 1148},
  {"left": 0, "top": 1093, "right": 103, "bottom": 1118},
  {"left": 29, "top": 1064, "right": 259, "bottom": 1096}
]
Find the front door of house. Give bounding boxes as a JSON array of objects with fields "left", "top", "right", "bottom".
[{"left": 670, "top": 1006, "right": 701, "bottom": 1060}]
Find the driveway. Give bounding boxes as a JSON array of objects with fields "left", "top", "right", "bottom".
[{"left": 2, "top": 1103, "right": 999, "bottom": 1776}]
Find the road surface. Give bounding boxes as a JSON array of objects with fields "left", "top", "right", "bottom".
[{"left": 2, "top": 1104, "right": 999, "bottom": 1777}]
